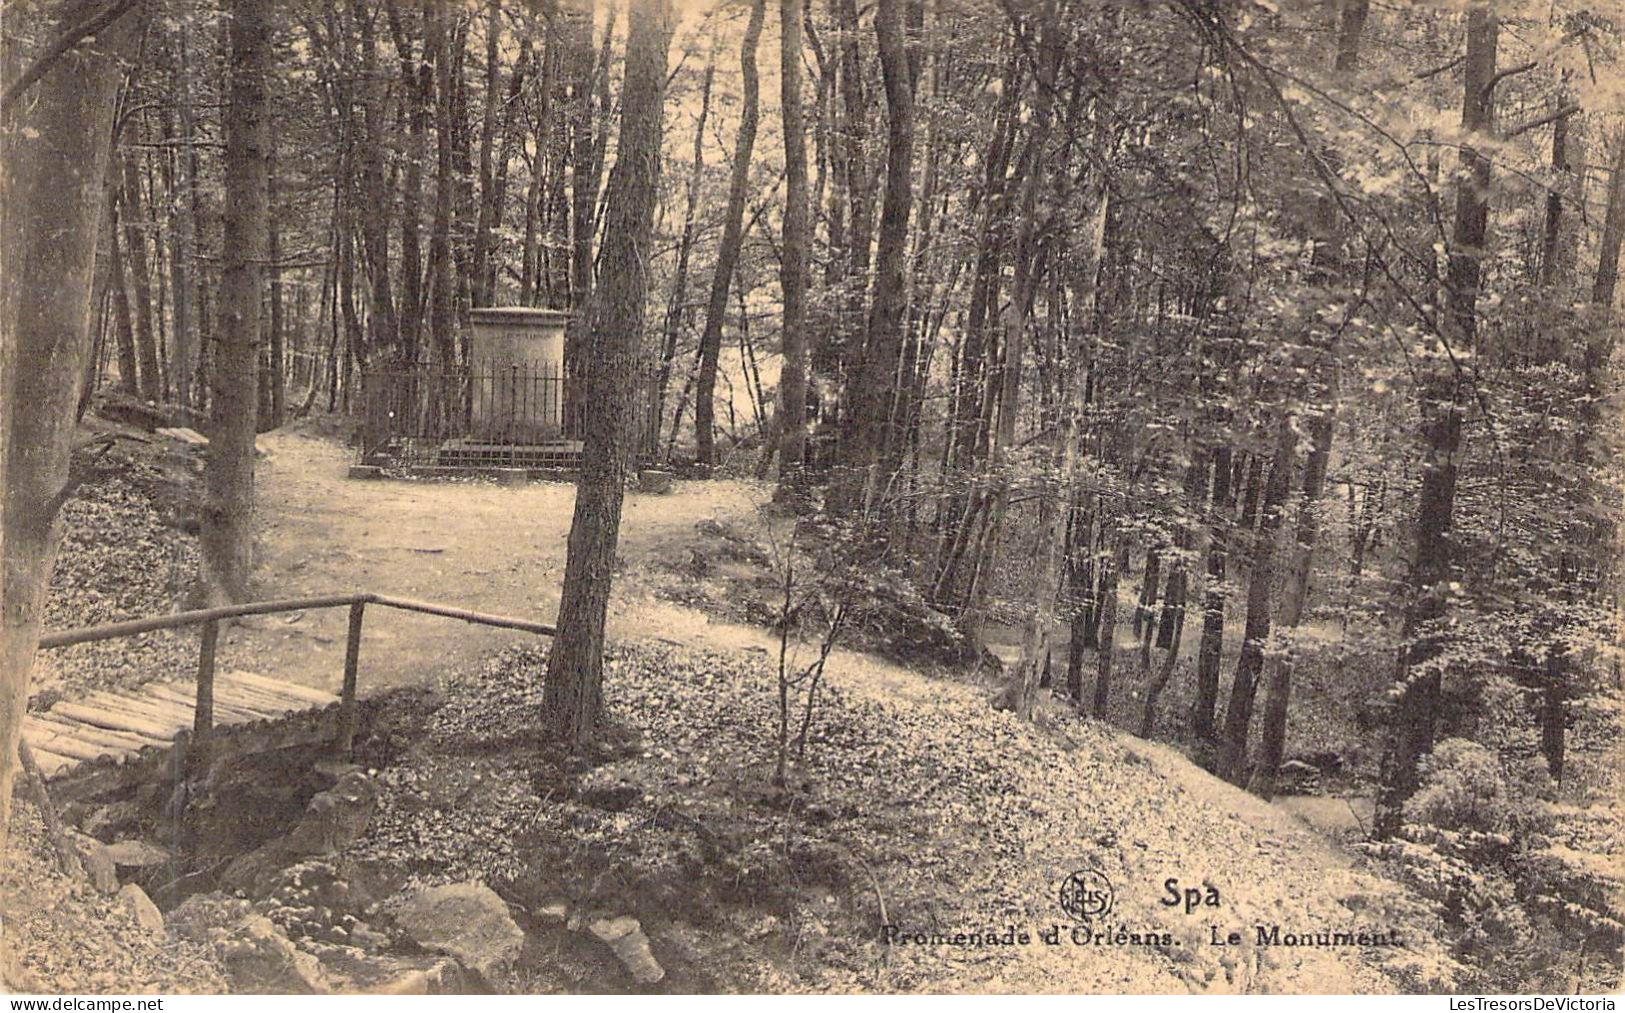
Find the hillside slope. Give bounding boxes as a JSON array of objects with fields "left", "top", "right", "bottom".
[{"left": 341, "top": 624, "right": 1458, "bottom": 994}]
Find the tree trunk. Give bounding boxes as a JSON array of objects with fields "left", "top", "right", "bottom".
[
  {"left": 1375, "top": 6, "right": 1495, "bottom": 839},
  {"left": 1192, "top": 443, "right": 1232, "bottom": 740},
  {"left": 267, "top": 140, "right": 285, "bottom": 428},
  {"left": 654, "top": 36, "right": 713, "bottom": 453},
  {"left": 694, "top": 0, "right": 765, "bottom": 468},
  {"left": 1, "top": 0, "right": 140, "bottom": 873},
  {"left": 1219, "top": 413, "right": 1297, "bottom": 783},
  {"left": 169, "top": 21, "right": 198, "bottom": 406},
  {"left": 775, "top": 0, "right": 811, "bottom": 497},
  {"left": 426, "top": 4, "right": 458, "bottom": 366},
  {"left": 1092, "top": 524, "right": 1120, "bottom": 720},
  {"left": 108, "top": 200, "right": 139, "bottom": 393},
  {"left": 1248, "top": 408, "right": 1334, "bottom": 799},
  {"left": 543, "top": 0, "right": 670, "bottom": 746},
  {"left": 471, "top": 0, "right": 503, "bottom": 308},
  {"left": 390, "top": 0, "right": 431, "bottom": 362},
  {"left": 120, "top": 154, "right": 161, "bottom": 400},
  {"left": 202, "top": 0, "right": 270, "bottom": 606}
]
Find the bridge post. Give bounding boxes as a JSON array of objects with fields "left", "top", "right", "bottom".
[
  {"left": 189, "top": 619, "right": 219, "bottom": 776},
  {"left": 336, "top": 602, "right": 366, "bottom": 756}
]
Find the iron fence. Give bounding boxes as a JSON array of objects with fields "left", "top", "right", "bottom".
[{"left": 361, "top": 361, "right": 658, "bottom": 469}]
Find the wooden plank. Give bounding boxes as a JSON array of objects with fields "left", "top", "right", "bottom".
[
  {"left": 208, "top": 676, "right": 308, "bottom": 712},
  {"left": 27, "top": 714, "right": 164, "bottom": 753},
  {"left": 50, "top": 702, "right": 180, "bottom": 740},
  {"left": 83, "top": 691, "right": 193, "bottom": 727},
  {"left": 207, "top": 682, "right": 287, "bottom": 717},
  {"left": 29, "top": 747, "right": 76, "bottom": 779},
  {"left": 24, "top": 729, "right": 130, "bottom": 764},
  {"left": 225, "top": 671, "right": 339, "bottom": 707},
  {"left": 144, "top": 684, "right": 263, "bottom": 725}
]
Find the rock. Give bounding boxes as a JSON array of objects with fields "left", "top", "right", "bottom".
[
  {"left": 391, "top": 881, "right": 524, "bottom": 980},
  {"left": 364, "top": 958, "right": 464, "bottom": 995},
  {"left": 82, "top": 800, "right": 143, "bottom": 841},
  {"left": 536, "top": 900, "right": 570, "bottom": 924},
  {"left": 118, "top": 883, "right": 165, "bottom": 935},
  {"left": 284, "top": 771, "right": 378, "bottom": 856},
  {"left": 217, "top": 915, "right": 333, "bottom": 994},
  {"left": 72, "top": 834, "right": 118, "bottom": 894},
  {"left": 168, "top": 892, "right": 254, "bottom": 945},
  {"left": 636, "top": 469, "right": 672, "bottom": 494},
  {"left": 105, "top": 839, "right": 172, "bottom": 870},
  {"left": 587, "top": 916, "right": 665, "bottom": 986}
]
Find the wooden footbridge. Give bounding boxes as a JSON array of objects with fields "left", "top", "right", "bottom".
[{"left": 26, "top": 592, "right": 556, "bottom": 789}]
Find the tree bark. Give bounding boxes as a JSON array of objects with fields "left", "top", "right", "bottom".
[
  {"left": 119, "top": 153, "right": 160, "bottom": 399},
  {"left": 1248, "top": 408, "right": 1333, "bottom": 798},
  {"left": 1191, "top": 443, "right": 1231, "bottom": 741},
  {"left": 202, "top": 0, "right": 271, "bottom": 606},
  {"left": 543, "top": 0, "right": 670, "bottom": 746},
  {"left": 775, "top": 0, "right": 811, "bottom": 497},
  {"left": 108, "top": 199, "right": 139, "bottom": 393},
  {"left": 694, "top": 0, "right": 765, "bottom": 468},
  {"left": 1219, "top": 413, "right": 1297, "bottom": 783},
  {"left": 1, "top": 0, "right": 141, "bottom": 872}
]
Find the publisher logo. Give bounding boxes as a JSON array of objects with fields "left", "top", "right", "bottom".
[{"left": 1058, "top": 867, "right": 1114, "bottom": 921}]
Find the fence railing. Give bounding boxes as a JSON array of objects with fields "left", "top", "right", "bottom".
[
  {"left": 37, "top": 592, "right": 556, "bottom": 769},
  {"left": 361, "top": 361, "right": 659, "bottom": 467}
]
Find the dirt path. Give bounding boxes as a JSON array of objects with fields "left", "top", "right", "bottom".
[{"left": 228, "top": 431, "right": 762, "bottom": 696}]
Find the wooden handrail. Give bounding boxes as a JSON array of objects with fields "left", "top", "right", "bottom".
[
  {"left": 37, "top": 591, "right": 556, "bottom": 649},
  {"left": 36, "top": 591, "right": 556, "bottom": 769}
]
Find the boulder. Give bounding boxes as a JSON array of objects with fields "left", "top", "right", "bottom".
[
  {"left": 587, "top": 916, "right": 665, "bottom": 986},
  {"left": 118, "top": 883, "right": 165, "bottom": 935},
  {"left": 215, "top": 915, "right": 333, "bottom": 994},
  {"left": 72, "top": 834, "right": 118, "bottom": 894},
  {"left": 284, "top": 771, "right": 378, "bottom": 856},
  {"left": 390, "top": 881, "right": 524, "bottom": 980},
  {"left": 168, "top": 892, "right": 254, "bottom": 945},
  {"left": 105, "top": 839, "right": 172, "bottom": 870},
  {"left": 82, "top": 800, "right": 143, "bottom": 841}
]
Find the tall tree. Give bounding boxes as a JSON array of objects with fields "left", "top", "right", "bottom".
[
  {"left": 775, "top": 0, "right": 810, "bottom": 496},
  {"left": 0, "top": 0, "right": 143, "bottom": 887},
  {"left": 1374, "top": 4, "right": 1497, "bottom": 838},
  {"left": 830, "top": 0, "right": 918, "bottom": 515},
  {"left": 543, "top": 0, "right": 671, "bottom": 745},
  {"left": 201, "top": 0, "right": 272, "bottom": 605},
  {"left": 694, "top": 0, "right": 765, "bottom": 468}
]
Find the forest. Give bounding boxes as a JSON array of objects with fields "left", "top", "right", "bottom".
[{"left": 1, "top": 0, "right": 1623, "bottom": 996}]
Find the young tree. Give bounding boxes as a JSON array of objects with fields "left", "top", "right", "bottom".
[
  {"left": 543, "top": 0, "right": 671, "bottom": 746},
  {"left": 694, "top": 0, "right": 765, "bottom": 469}
]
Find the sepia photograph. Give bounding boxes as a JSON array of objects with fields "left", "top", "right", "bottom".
[{"left": 0, "top": 0, "right": 1622, "bottom": 997}]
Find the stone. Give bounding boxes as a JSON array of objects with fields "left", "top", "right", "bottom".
[
  {"left": 105, "top": 839, "right": 172, "bottom": 870},
  {"left": 494, "top": 468, "right": 528, "bottom": 487},
  {"left": 636, "top": 469, "right": 673, "bottom": 494},
  {"left": 587, "top": 916, "right": 665, "bottom": 986},
  {"left": 82, "top": 801, "right": 143, "bottom": 841},
  {"left": 118, "top": 883, "right": 165, "bottom": 935},
  {"left": 391, "top": 881, "right": 524, "bottom": 981},
  {"left": 536, "top": 900, "right": 569, "bottom": 924},
  {"left": 216, "top": 915, "right": 333, "bottom": 994},
  {"left": 348, "top": 464, "right": 383, "bottom": 480},
  {"left": 284, "top": 771, "right": 378, "bottom": 857},
  {"left": 168, "top": 892, "right": 254, "bottom": 945},
  {"left": 72, "top": 834, "right": 118, "bottom": 894}
]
